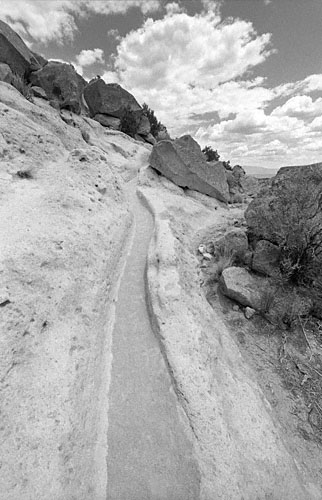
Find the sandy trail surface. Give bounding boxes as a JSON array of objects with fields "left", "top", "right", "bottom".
[{"left": 106, "top": 179, "right": 200, "bottom": 500}]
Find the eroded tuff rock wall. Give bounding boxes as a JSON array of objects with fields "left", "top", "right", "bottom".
[{"left": 0, "top": 82, "right": 149, "bottom": 500}]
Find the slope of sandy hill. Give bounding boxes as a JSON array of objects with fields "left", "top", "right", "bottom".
[
  {"left": 0, "top": 82, "right": 150, "bottom": 500},
  {"left": 138, "top": 166, "right": 322, "bottom": 500}
]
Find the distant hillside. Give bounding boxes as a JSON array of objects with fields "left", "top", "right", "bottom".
[{"left": 243, "top": 165, "right": 278, "bottom": 178}]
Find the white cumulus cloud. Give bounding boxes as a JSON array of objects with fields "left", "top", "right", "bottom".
[
  {"left": 0, "top": 0, "right": 162, "bottom": 43},
  {"left": 76, "top": 48, "right": 105, "bottom": 67},
  {"left": 108, "top": 7, "right": 272, "bottom": 131},
  {"left": 272, "top": 95, "right": 322, "bottom": 118}
]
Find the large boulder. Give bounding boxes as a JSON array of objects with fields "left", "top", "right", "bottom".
[
  {"left": 245, "top": 163, "right": 322, "bottom": 283},
  {"left": 149, "top": 135, "right": 229, "bottom": 202},
  {"left": 0, "top": 20, "right": 41, "bottom": 77},
  {"left": 83, "top": 79, "right": 142, "bottom": 118},
  {"left": 220, "top": 266, "right": 267, "bottom": 310},
  {"left": 29, "top": 61, "right": 86, "bottom": 114}
]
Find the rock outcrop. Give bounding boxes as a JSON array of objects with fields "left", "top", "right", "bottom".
[
  {"left": 149, "top": 135, "right": 229, "bottom": 202},
  {"left": 245, "top": 163, "right": 322, "bottom": 283},
  {"left": 29, "top": 61, "right": 86, "bottom": 114},
  {"left": 84, "top": 78, "right": 142, "bottom": 118},
  {"left": 0, "top": 19, "right": 41, "bottom": 77},
  {"left": 226, "top": 163, "right": 260, "bottom": 201}
]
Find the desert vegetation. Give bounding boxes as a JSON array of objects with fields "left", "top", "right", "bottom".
[
  {"left": 202, "top": 144, "right": 232, "bottom": 170},
  {"left": 142, "top": 102, "right": 165, "bottom": 138}
]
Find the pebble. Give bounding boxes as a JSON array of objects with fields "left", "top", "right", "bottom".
[{"left": 245, "top": 307, "right": 256, "bottom": 319}]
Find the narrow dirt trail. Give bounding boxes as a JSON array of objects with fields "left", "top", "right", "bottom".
[{"left": 106, "top": 181, "right": 200, "bottom": 500}]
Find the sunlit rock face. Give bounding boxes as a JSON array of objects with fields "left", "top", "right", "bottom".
[{"left": 149, "top": 134, "right": 230, "bottom": 202}]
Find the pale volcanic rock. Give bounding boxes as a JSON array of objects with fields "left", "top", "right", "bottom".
[{"left": 149, "top": 135, "right": 230, "bottom": 202}]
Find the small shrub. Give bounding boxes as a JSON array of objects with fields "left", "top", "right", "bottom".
[
  {"left": 202, "top": 145, "right": 220, "bottom": 162},
  {"left": 259, "top": 287, "right": 275, "bottom": 316},
  {"left": 211, "top": 245, "right": 236, "bottom": 281},
  {"left": 142, "top": 103, "right": 165, "bottom": 138},
  {"left": 120, "top": 105, "right": 138, "bottom": 138},
  {"left": 11, "top": 73, "right": 34, "bottom": 102},
  {"left": 279, "top": 237, "right": 311, "bottom": 286},
  {"left": 16, "top": 169, "right": 33, "bottom": 179}
]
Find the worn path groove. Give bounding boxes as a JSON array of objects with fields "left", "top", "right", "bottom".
[{"left": 106, "top": 181, "right": 200, "bottom": 500}]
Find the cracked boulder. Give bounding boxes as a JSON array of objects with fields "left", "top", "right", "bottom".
[
  {"left": 84, "top": 78, "right": 142, "bottom": 118},
  {"left": 29, "top": 61, "right": 86, "bottom": 114},
  {"left": 149, "top": 135, "right": 229, "bottom": 202}
]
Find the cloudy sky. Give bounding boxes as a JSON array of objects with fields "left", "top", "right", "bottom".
[{"left": 1, "top": 0, "right": 322, "bottom": 168}]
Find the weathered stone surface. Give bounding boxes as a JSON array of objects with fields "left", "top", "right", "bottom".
[
  {"left": 226, "top": 164, "right": 260, "bottom": 200},
  {"left": 215, "top": 228, "right": 248, "bottom": 256},
  {"left": 31, "top": 86, "right": 48, "bottom": 99},
  {"left": 93, "top": 113, "right": 121, "bottom": 130},
  {"left": 241, "top": 175, "right": 260, "bottom": 197},
  {"left": 84, "top": 78, "right": 142, "bottom": 118},
  {"left": 226, "top": 170, "right": 240, "bottom": 196},
  {"left": 0, "top": 19, "right": 41, "bottom": 77},
  {"left": 245, "top": 163, "right": 322, "bottom": 282},
  {"left": 0, "top": 63, "right": 13, "bottom": 84},
  {"left": 137, "top": 114, "right": 150, "bottom": 136},
  {"left": 29, "top": 61, "right": 86, "bottom": 114},
  {"left": 30, "top": 50, "right": 48, "bottom": 69},
  {"left": 150, "top": 135, "right": 229, "bottom": 202},
  {"left": 134, "top": 134, "right": 146, "bottom": 143},
  {"left": 220, "top": 266, "right": 267, "bottom": 310},
  {"left": 252, "top": 240, "right": 281, "bottom": 276}
]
